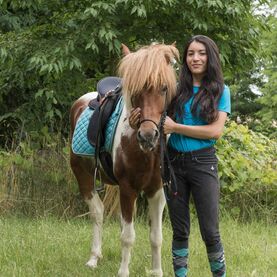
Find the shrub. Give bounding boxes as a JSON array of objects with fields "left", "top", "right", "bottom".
[{"left": 217, "top": 121, "right": 277, "bottom": 222}]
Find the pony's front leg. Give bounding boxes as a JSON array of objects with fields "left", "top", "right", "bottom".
[
  {"left": 118, "top": 188, "right": 137, "bottom": 277},
  {"left": 148, "top": 187, "right": 166, "bottom": 277},
  {"left": 85, "top": 192, "right": 104, "bottom": 268}
]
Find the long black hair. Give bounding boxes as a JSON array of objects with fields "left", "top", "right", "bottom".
[{"left": 170, "top": 35, "right": 224, "bottom": 123}]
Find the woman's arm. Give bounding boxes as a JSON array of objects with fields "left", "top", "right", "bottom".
[{"left": 163, "top": 111, "right": 228, "bottom": 139}]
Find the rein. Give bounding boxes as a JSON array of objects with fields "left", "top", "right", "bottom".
[{"left": 158, "top": 99, "right": 178, "bottom": 199}]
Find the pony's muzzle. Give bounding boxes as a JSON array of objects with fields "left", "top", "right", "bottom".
[{"left": 137, "top": 128, "right": 159, "bottom": 151}]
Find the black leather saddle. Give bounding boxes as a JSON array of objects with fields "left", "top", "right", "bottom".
[
  {"left": 87, "top": 76, "right": 122, "bottom": 146},
  {"left": 97, "top": 76, "right": 121, "bottom": 99},
  {"left": 87, "top": 76, "right": 122, "bottom": 185}
]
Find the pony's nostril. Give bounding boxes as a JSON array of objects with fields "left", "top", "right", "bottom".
[
  {"left": 137, "top": 130, "right": 143, "bottom": 142},
  {"left": 137, "top": 129, "right": 159, "bottom": 149}
]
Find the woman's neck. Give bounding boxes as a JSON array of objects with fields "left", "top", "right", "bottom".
[{"left": 192, "top": 74, "right": 203, "bottom": 87}]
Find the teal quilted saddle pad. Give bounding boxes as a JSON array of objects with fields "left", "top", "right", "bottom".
[{"left": 72, "top": 96, "right": 123, "bottom": 156}]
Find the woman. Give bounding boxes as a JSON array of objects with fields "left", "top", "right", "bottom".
[{"left": 130, "top": 35, "right": 230, "bottom": 277}]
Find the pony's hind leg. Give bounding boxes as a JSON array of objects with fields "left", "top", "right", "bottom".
[
  {"left": 70, "top": 154, "right": 104, "bottom": 268},
  {"left": 85, "top": 192, "right": 104, "bottom": 268},
  {"left": 147, "top": 187, "right": 166, "bottom": 277}
]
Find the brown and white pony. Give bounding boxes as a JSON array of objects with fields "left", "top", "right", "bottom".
[{"left": 70, "top": 43, "right": 179, "bottom": 277}]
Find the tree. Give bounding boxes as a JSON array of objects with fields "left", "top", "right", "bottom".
[
  {"left": 0, "top": 0, "right": 268, "bottom": 147},
  {"left": 227, "top": 1, "right": 277, "bottom": 138},
  {"left": 254, "top": 1, "right": 277, "bottom": 138}
]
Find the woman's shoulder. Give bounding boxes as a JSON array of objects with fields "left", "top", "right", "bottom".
[
  {"left": 222, "top": 84, "right": 230, "bottom": 95},
  {"left": 218, "top": 84, "right": 231, "bottom": 113},
  {"left": 223, "top": 84, "right": 230, "bottom": 90}
]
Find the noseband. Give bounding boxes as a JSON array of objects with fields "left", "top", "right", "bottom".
[{"left": 139, "top": 118, "right": 160, "bottom": 131}]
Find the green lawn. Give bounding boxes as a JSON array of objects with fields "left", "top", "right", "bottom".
[{"left": 0, "top": 216, "right": 276, "bottom": 277}]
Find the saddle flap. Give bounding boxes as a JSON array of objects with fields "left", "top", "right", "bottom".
[{"left": 87, "top": 91, "right": 122, "bottom": 147}]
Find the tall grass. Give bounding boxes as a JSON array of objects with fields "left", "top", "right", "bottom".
[
  {"left": 0, "top": 139, "right": 87, "bottom": 218},
  {"left": 0, "top": 215, "right": 276, "bottom": 277}
]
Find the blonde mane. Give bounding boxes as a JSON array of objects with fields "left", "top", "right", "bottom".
[{"left": 117, "top": 44, "right": 179, "bottom": 109}]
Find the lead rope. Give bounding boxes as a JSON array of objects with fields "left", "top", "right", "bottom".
[{"left": 159, "top": 94, "right": 178, "bottom": 200}]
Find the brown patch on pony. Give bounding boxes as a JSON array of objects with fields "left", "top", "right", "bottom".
[
  {"left": 114, "top": 134, "right": 162, "bottom": 223},
  {"left": 114, "top": 133, "right": 162, "bottom": 197}
]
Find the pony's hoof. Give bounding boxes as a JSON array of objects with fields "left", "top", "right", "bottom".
[
  {"left": 86, "top": 257, "right": 98, "bottom": 268},
  {"left": 118, "top": 268, "right": 129, "bottom": 277},
  {"left": 146, "top": 269, "right": 163, "bottom": 277}
]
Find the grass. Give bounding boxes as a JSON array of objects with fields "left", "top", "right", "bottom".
[{"left": 0, "top": 215, "right": 276, "bottom": 277}]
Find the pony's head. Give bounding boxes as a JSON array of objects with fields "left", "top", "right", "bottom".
[{"left": 118, "top": 43, "right": 179, "bottom": 152}]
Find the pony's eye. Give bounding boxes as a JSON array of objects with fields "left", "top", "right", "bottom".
[
  {"left": 170, "top": 58, "right": 177, "bottom": 65},
  {"left": 161, "top": 85, "right": 167, "bottom": 95},
  {"left": 131, "top": 95, "right": 137, "bottom": 107},
  {"left": 171, "top": 58, "right": 180, "bottom": 72}
]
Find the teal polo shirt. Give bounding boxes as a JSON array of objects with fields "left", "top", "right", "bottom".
[{"left": 168, "top": 85, "right": 231, "bottom": 152}]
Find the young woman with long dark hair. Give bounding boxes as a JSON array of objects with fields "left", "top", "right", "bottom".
[
  {"left": 129, "top": 35, "right": 230, "bottom": 276},
  {"left": 163, "top": 35, "right": 230, "bottom": 277}
]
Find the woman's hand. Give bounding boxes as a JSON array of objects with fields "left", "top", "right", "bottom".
[
  {"left": 129, "top": 107, "right": 141, "bottom": 129},
  {"left": 163, "top": 116, "right": 177, "bottom": 134}
]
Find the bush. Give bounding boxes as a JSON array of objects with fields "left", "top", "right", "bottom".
[{"left": 217, "top": 121, "right": 277, "bottom": 223}]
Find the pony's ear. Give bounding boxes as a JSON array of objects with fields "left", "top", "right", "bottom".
[
  {"left": 165, "top": 53, "right": 177, "bottom": 65},
  {"left": 171, "top": 41, "right": 177, "bottom": 47},
  {"left": 121, "top": 44, "right": 131, "bottom": 56}
]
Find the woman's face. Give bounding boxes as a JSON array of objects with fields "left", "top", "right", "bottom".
[{"left": 186, "top": 41, "right": 208, "bottom": 79}]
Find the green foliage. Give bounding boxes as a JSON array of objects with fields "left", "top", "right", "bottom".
[
  {"left": 254, "top": 3, "right": 277, "bottom": 138},
  {"left": 0, "top": 0, "right": 269, "bottom": 146},
  {"left": 217, "top": 121, "right": 277, "bottom": 221},
  {"left": 228, "top": 70, "right": 264, "bottom": 120},
  {"left": 229, "top": 1, "right": 277, "bottom": 138}
]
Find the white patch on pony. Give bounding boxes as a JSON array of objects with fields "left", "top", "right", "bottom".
[
  {"left": 85, "top": 193, "right": 104, "bottom": 268},
  {"left": 118, "top": 217, "right": 136, "bottom": 277},
  {"left": 79, "top": 91, "right": 98, "bottom": 101},
  {"left": 147, "top": 187, "right": 166, "bottom": 277},
  {"left": 112, "top": 105, "right": 134, "bottom": 162},
  {"left": 122, "top": 92, "right": 133, "bottom": 112}
]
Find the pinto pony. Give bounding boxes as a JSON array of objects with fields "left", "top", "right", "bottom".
[{"left": 70, "top": 43, "right": 179, "bottom": 277}]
